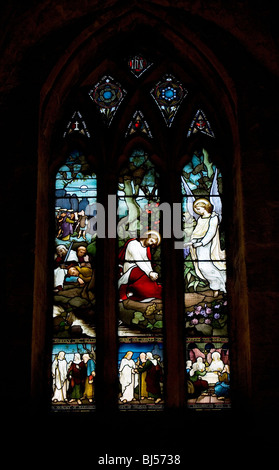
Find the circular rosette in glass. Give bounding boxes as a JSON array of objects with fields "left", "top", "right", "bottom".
[
  {"left": 154, "top": 79, "right": 184, "bottom": 107},
  {"left": 150, "top": 74, "right": 187, "bottom": 126},
  {"left": 93, "top": 81, "right": 123, "bottom": 109}
]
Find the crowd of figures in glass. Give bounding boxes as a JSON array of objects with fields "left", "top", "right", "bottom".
[
  {"left": 186, "top": 339, "right": 230, "bottom": 408},
  {"left": 182, "top": 149, "right": 231, "bottom": 409},
  {"left": 52, "top": 150, "right": 97, "bottom": 409},
  {"left": 117, "top": 149, "right": 164, "bottom": 409},
  {"left": 51, "top": 342, "right": 96, "bottom": 409}
]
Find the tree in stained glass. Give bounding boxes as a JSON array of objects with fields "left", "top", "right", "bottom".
[
  {"left": 150, "top": 74, "right": 187, "bottom": 126},
  {"left": 117, "top": 149, "right": 164, "bottom": 410},
  {"left": 187, "top": 109, "right": 215, "bottom": 138},
  {"left": 127, "top": 53, "right": 153, "bottom": 77},
  {"left": 52, "top": 150, "right": 97, "bottom": 410},
  {"left": 88, "top": 75, "right": 126, "bottom": 126},
  {"left": 125, "top": 110, "right": 153, "bottom": 138},
  {"left": 63, "top": 111, "right": 91, "bottom": 138},
  {"left": 181, "top": 149, "right": 231, "bottom": 410}
]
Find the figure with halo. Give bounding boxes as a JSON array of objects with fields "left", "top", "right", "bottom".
[{"left": 118, "top": 230, "right": 163, "bottom": 313}]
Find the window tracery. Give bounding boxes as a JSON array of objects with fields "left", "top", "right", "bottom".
[
  {"left": 63, "top": 111, "right": 91, "bottom": 138},
  {"left": 89, "top": 75, "right": 126, "bottom": 126},
  {"left": 127, "top": 53, "right": 153, "bottom": 77},
  {"left": 125, "top": 110, "right": 153, "bottom": 138},
  {"left": 187, "top": 109, "right": 215, "bottom": 138},
  {"left": 150, "top": 74, "right": 188, "bottom": 126}
]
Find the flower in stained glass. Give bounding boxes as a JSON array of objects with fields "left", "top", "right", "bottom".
[
  {"left": 89, "top": 75, "right": 126, "bottom": 125},
  {"left": 150, "top": 74, "right": 187, "bottom": 126},
  {"left": 63, "top": 111, "right": 90, "bottom": 138},
  {"left": 187, "top": 109, "right": 215, "bottom": 138}
]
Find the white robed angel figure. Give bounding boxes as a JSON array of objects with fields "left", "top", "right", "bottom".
[{"left": 181, "top": 169, "right": 226, "bottom": 297}]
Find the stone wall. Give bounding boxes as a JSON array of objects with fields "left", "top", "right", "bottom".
[{"left": 1, "top": 0, "right": 278, "bottom": 447}]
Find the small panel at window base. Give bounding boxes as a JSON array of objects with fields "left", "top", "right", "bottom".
[
  {"left": 51, "top": 341, "right": 96, "bottom": 411},
  {"left": 186, "top": 339, "right": 230, "bottom": 409},
  {"left": 117, "top": 149, "right": 164, "bottom": 410},
  {"left": 182, "top": 149, "right": 231, "bottom": 410},
  {"left": 52, "top": 150, "right": 97, "bottom": 410}
]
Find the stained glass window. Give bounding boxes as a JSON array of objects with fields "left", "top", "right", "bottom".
[
  {"left": 125, "top": 110, "right": 153, "bottom": 138},
  {"left": 181, "top": 149, "right": 231, "bottom": 409},
  {"left": 117, "top": 148, "right": 164, "bottom": 410},
  {"left": 49, "top": 57, "right": 233, "bottom": 413},
  {"left": 88, "top": 75, "right": 126, "bottom": 126},
  {"left": 187, "top": 109, "right": 215, "bottom": 138},
  {"left": 63, "top": 111, "right": 91, "bottom": 138},
  {"left": 52, "top": 150, "right": 97, "bottom": 410},
  {"left": 127, "top": 54, "right": 153, "bottom": 77},
  {"left": 150, "top": 74, "right": 187, "bottom": 126}
]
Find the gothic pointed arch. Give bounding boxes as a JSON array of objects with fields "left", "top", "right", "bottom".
[{"left": 32, "top": 8, "right": 251, "bottom": 413}]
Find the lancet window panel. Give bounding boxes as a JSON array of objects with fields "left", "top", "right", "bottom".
[
  {"left": 182, "top": 148, "right": 231, "bottom": 410},
  {"left": 117, "top": 148, "right": 164, "bottom": 410},
  {"left": 51, "top": 149, "right": 97, "bottom": 410}
]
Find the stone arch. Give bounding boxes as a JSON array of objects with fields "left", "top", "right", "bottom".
[{"left": 32, "top": 8, "right": 251, "bottom": 411}]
